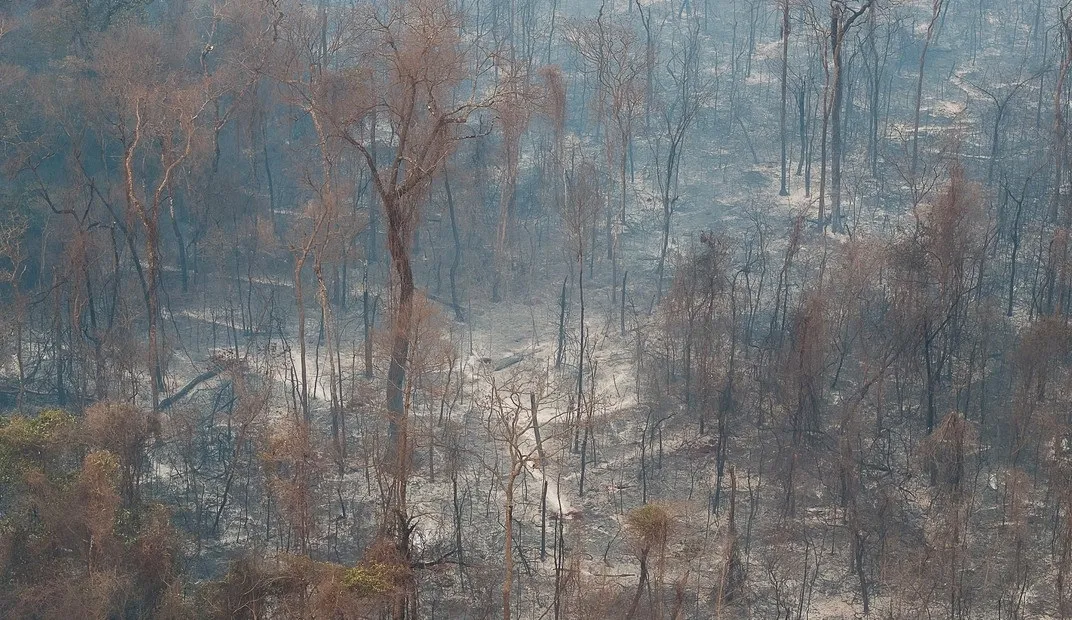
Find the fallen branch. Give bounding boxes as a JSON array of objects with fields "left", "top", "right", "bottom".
[
  {"left": 494, "top": 353, "right": 525, "bottom": 371},
  {"left": 411, "top": 551, "right": 472, "bottom": 570},
  {"left": 159, "top": 366, "right": 225, "bottom": 410}
]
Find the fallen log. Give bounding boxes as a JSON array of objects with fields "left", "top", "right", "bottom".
[{"left": 158, "top": 367, "right": 224, "bottom": 410}]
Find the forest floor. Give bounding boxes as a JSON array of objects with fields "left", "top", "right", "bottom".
[{"left": 138, "top": 2, "right": 1056, "bottom": 616}]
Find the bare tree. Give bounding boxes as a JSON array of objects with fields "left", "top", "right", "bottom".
[
  {"left": 910, "top": 0, "right": 947, "bottom": 179},
  {"left": 567, "top": 4, "right": 647, "bottom": 301},
  {"left": 828, "top": 0, "right": 873, "bottom": 233},
  {"left": 319, "top": 0, "right": 517, "bottom": 583},
  {"left": 653, "top": 18, "right": 706, "bottom": 303}
]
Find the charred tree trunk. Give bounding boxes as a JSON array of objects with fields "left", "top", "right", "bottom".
[{"left": 779, "top": 0, "right": 790, "bottom": 197}]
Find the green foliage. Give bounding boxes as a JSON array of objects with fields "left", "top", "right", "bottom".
[
  {"left": 342, "top": 561, "right": 405, "bottom": 598},
  {"left": 0, "top": 408, "right": 187, "bottom": 619},
  {"left": 84, "top": 449, "right": 119, "bottom": 476},
  {"left": 0, "top": 409, "right": 79, "bottom": 483},
  {"left": 1, "top": 409, "right": 76, "bottom": 445}
]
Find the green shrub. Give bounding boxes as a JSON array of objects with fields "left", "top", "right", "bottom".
[{"left": 342, "top": 561, "right": 405, "bottom": 598}]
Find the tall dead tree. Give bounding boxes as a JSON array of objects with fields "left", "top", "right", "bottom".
[
  {"left": 829, "top": 0, "right": 873, "bottom": 233},
  {"left": 654, "top": 18, "right": 706, "bottom": 302},
  {"left": 492, "top": 71, "right": 532, "bottom": 303},
  {"left": 328, "top": 0, "right": 515, "bottom": 577},
  {"left": 95, "top": 26, "right": 216, "bottom": 420},
  {"left": 910, "top": 0, "right": 945, "bottom": 180},
  {"left": 779, "top": 0, "right": 791, "bottom": 197},
  {"left": 1053, "top": 3, "right": 1072, "bottom": 225},
  {"left": 566, "top": 4, "right": 646, "bottom": 302}
]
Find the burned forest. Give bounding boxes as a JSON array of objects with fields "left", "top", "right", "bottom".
[{"left": 3, "top": 0, "right": 1072, "bottom": 617}]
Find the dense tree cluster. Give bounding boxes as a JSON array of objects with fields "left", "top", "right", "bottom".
[{"left": 3, "top": 0, "right": 1072, "bottom": 618}]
